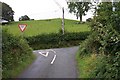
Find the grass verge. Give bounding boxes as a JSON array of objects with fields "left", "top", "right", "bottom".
[{"left": 76, "top": 51, "right": 103, "bottom": 78}]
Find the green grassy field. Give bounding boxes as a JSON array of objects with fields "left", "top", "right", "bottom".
[{"left": 2, "top": 18, "right": 90, "bottom": 37}]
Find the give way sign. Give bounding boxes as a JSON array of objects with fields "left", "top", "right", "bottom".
[{"left": 18, "top": 24, "right": 27, "bottom": 32}]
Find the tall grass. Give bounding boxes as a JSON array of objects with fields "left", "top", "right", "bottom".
[{"left": 76, "top": 52, "right": 104, "bottom": 78}]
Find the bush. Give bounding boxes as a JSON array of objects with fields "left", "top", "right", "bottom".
[
  {"left": 25, "top": 32, "right": 90, "bottom": 49},
  {"left": 90, "top": 52, "right": 120, "bottom": 78},
  {"left": 2, "top": 29, "right": 35, "bottom": 78},
  {"left": 86, "top": 18, "right": 92, "bottom": 22},
  {"left": 77, "top": 2, "right": 120, "bottom": 78}
]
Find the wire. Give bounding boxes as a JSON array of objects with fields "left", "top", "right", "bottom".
[
  {"left": 52, "top": 0, "right": 70, "bottom": 13},
  {"left": 27, "top": 9, "right": 60, "bottom": 16},
  {"left": 53, "top": 0, "right": 62, "bottom": 9}
]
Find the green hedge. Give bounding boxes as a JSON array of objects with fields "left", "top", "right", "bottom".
[
  {"left": 77, "top": 2, "right": 120, "bottom": 78},
  {"left": 2, "top": 29, "right": 35, "bottom": 78},
  {"left": 25, "top": 32, "right": 90, "bottom": 50}
]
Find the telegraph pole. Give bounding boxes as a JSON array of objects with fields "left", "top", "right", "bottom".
[
  {"left": 62, "top": 7, "right": 65, "bottom": 35},
  {"left": 53, "top": 0, "right": 65, "bottom": 34}
]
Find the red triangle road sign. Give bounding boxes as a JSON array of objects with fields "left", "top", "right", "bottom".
[{"left": 18, "top": 24, "right": 27, "bottom": 32}]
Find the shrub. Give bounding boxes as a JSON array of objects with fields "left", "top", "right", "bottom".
[
  {"left": 25, "top": 32, "right": 90, "bottom": 49},
  {"left": 90, "top": 52, "right": 120, "bottom": 78},
  {"left": 77, "top": 2, "right": 120, "bottom": 78},
  {"left": 86, "top": 18, "right": 92, "bottom": 22},
  {"left": 2, "top": 29, "right": 35, "bottom": 78}
]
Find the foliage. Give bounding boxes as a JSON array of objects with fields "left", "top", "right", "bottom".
[
  {"left": 77, "top": 2, "right": 120, "bottom": 78},
  {"left": 0, "top": 1, "right": 14, "bottom": 21},
  {"left": 86, "top": 18, "right": 92, "bottom": 22},
  {"left": 110, "top": 2, "right": 120, "bottom": 33},
  {"left": 26, "top": 31, "right": 90, "bottom": 50},
  {"left": 67, "top": 2, "right": 91, "bottom": 22},
  {"left": 19, "top": 15, "right": 30, "bottom": 21},
  {"left": 90, "top": 53, "right": 120, "bottom": 78},
  {"left": 89, "top": 23, "right": 120, "bottom": 78},
  {"left": 2, "top": 29, "right": 35, "bottom": 78},
  {"left": 78, "top": 32, "right": 101, "bottom": 56}
]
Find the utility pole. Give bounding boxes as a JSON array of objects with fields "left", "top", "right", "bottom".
[
  {"left": 53, "top": 0, "right": 64, "bottom": 34},
  {"left": 62, "top": 7, "right": 64, "bottom": 35}
]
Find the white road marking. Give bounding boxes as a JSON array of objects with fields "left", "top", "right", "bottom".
[
  {"left": 39, "top": 52, "right": 49, "bottom": 57},
  {"left": 48, "top": 49, "right": 56, "bottom": 53},
  {"left": 51, "top": 55, "right": 57, "bottom": 64},
  {"left": 35, "top": 49, "right": 57, "bottom": 64},
  {"left": 33, "top": 51, "right": 36, "bottom": 52}
]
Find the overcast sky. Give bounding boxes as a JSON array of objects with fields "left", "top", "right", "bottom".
[{"left": 0, "top": 0, "right": 94, "bottom": 21}]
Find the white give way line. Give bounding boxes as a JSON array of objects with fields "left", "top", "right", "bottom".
[
  {"left": 38, "top": 49, "right": 57, "bottom": 64},
  {"left": 39, "top": 52, "right": 49, "bottom": 57}
]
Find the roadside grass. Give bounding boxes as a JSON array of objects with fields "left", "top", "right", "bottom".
[
  {"left": 76, "top": 51, "right": 103, "bottom": 78},
  {"left": 3, "top": 54, "right": 36, "bottom": 78},
  {"left": 2, "top": 18, "right": 90, "bottom": 37}
]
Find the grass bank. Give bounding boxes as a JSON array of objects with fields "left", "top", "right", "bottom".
[
  {"left": 76, "top": 51, "right": 104, "bottom": 78},
  {"left": 2, "top": 18, "right": 90, "bottom": 37}
]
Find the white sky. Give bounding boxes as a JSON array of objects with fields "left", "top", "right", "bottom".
[{"left": 0, "top": 0, "right": 94, "bottom": 21}]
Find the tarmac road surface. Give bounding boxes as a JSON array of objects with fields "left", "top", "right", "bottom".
[{"left": 18, "top": 46, "right": 79, "bottom": 78}]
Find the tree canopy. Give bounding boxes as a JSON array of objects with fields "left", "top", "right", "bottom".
[
  {"left": 0, "top": 2, "right": 14, "bottom": 21},
  {"left": 67, "top": 2, "right": 91, "bottom": 22},
  {"left": 19, "top": 15, "right": 30, "bottom": 21}
]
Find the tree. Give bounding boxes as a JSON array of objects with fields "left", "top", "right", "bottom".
[
  {"left": 0, "top": 2, "right": 14, "bottom": 21},
  {"left": 67, "top": 2, "right": 91, "bottom": 23},
  {"left": 19, "top": 15, "right": 30, "bottom": 21}
]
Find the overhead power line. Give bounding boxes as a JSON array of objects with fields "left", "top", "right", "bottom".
[
  {"left": 53, "top": 0, "right": 62, "bottom": 9},
  {"left": 27, "top": 9, "right": 60, "bottom": 16}
]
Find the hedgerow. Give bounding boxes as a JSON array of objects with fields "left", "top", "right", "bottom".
[
  {"left": 25, "top": 31, "right": 90, "bottom": 49},
  {"left": 2, "top": 29, "right": 35, "bottom": 78},
  {"left": 78, "top": 2, "right": 120, "bottom": 78}
]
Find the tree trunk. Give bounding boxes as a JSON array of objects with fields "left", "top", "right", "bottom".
[{"left": 80, "top": 13, "right": 82, "bottom": 23}]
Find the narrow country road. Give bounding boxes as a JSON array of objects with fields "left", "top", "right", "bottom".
[{"left": 18, "top": 46, "right": 79, "bottom": 78}]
